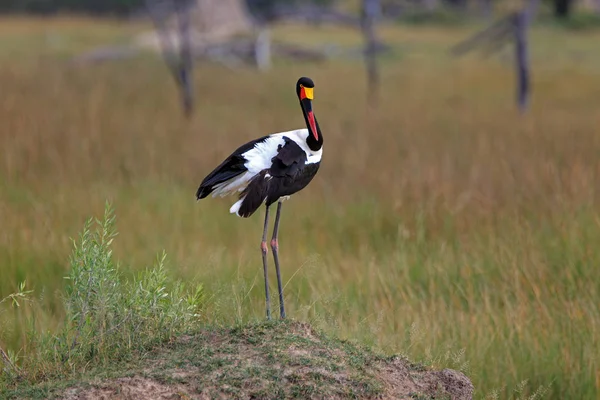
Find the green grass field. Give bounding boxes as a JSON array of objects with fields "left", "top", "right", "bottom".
[{"left": 1, "top": 16, "right": 600, "bottom": 398}]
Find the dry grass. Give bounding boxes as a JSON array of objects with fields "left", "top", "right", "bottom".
[{"left": 1, "top": 17, "right": 600, "bottom": 398}]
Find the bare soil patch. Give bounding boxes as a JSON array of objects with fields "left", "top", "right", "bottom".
[{"left": 56, "top": 321, "right": 473, "bottom": 400}]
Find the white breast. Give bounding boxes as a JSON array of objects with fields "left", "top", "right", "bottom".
[{"left": 245, "top": 129, "right": 322, "bottom": 170}]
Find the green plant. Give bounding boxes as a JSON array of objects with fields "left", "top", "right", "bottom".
[
  {"left": 1, "top": 203, "right": 204, "bottom": 387},
  {"left": 57, "top": 202, "right": 204, "bottom": 367},
  {"left": 0, "top": 281, "right": 32, "bottom": 380},
  {"left": 0, "top": 282, "right": 32, "bottom": 309}
]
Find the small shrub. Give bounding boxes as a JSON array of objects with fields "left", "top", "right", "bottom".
[{"left": 1, "top": 202, "right": 204, "bottom": 386}]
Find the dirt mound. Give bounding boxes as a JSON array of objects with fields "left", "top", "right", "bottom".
[{"left": 58, "top": 321, "right": 473, "bottom": 400}]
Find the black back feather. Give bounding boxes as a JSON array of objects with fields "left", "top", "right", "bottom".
[{"left": 235, "top": 137, "right": 320, "bottom": 218}]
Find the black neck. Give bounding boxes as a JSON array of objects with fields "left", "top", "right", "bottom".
[
  {"left": 305, "top": 116, "right": 323, "bottom": 151},
  {"left": 300, "top": 100, "right": 323, "bottom": 152}
]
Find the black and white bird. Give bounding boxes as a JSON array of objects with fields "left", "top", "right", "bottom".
[{"left": 196, "top": 76, "right": 324, "bottom": 320}]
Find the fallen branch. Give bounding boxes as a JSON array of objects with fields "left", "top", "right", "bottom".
[
  {"left": 267, "top": 5, "right": 361, "bottom": 28},
  {"left": 68, "top": 45, "right": 140, "bottom": 66},
  {"left": 450, "top": 12, "right": 516, "bottom": 57}
]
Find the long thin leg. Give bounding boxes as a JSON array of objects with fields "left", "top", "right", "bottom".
[
  {"left": 271, "top": 200, "right": 286, "bottom": 319},
  {"left": 261, "top": 205, "right": 271, "bottom": 320}
]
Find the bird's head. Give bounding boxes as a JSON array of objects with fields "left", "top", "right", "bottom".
[
  {"left": 296, "top": 77, "right": 314, "bottom": 101},
  {"left": 296, "top": 77, "right": 318, "bottom": 141}
]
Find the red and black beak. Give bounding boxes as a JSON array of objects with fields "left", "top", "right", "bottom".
[{"left": 300, "top": 87, "right": 318, "bottom": 141}]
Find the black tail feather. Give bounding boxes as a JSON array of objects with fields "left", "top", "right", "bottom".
[
  {"left": 196, "top": 169, "right": 242, "bottom": 199},
  {"left": 196, "top": 156, "right": 246, "bottom": 199}
]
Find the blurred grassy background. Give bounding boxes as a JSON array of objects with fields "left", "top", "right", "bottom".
[{"left": 1, "top": 16, "right": 600, "bottom": 398}]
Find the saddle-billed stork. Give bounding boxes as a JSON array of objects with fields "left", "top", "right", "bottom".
[{"left": 196, "top": 77, "right": 323, "bottom": 320}]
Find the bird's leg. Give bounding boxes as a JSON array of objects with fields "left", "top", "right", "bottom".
[
  {"left": 261, "top": 205, "right": 271, "bottom": 320},
  {"left": 271, "top": 200, "right": 286, "bottom": 319}
]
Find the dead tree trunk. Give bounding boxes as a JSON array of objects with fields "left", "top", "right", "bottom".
[
  {"left": 146, "top": 0, "right": 195, "bottom": 118},
  {"left": 255, "top": 27, "right": 271, "bottom": 71},
  {"left": 146, "top": 0, "right": 252, "bottom": 118},
  {"left": 480, "top": 0, "right": 493, "bottom": 20},
  {"left": 176, "top": 0, "right": 193, "bottom": 117},
  {"left": 514, "top": 0, "right": 537, "bottom": 113},
  {"left": 361, "top": 0, "right": 380, "bottom": 105},
  {"left": 514, "top": 11, "right": 529, "bottom": 113}
]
